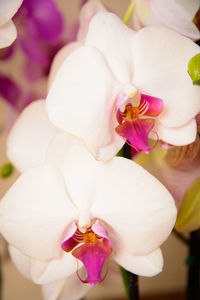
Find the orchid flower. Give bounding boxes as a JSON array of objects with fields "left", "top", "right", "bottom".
[
  {"left": 1, "top": 100, "right": 177, "bottom": 299},
  {"left": 46, "top": 12, "right": 200, "bottom": 161},
  {"left": 0, "top": 73, "right": 41, "bottom": 111},
  {"left": 48, "top": 0, "right": 108, "bottom": 88},
  {"left": 0, "top": 0, "right": 23, "bottom": 48},
  {"left": 132, "top": 0, "right": 200, "bottom": 40},
  {"left": 4, "top": 0, "right": 64, "bottom": 82}
]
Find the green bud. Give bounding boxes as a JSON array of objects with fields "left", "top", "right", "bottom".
[
  {"left": 1, "top": 162, "right": 14, "bottom": 178},
  {"left": 188, "top": 53, "right": 200, "bottom": 85}
]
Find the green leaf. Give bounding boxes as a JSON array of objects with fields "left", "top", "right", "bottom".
[
  {"left": 175, "top": 178, "right": 200, "bottom": 232},
  {"left": 188, "top": 53, "right": 200, "bottom": 85},
  {"left": 1, "top": 162, "right": 14, "bottom": 178}
]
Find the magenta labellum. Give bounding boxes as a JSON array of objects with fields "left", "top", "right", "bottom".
[
  {"left": 61, "top": 220, "right": 112, "bottom": 286},
  {"left": 115, "top": 92, "right": 163, "bottom": 153}
]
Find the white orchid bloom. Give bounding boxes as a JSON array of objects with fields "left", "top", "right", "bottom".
[
  {"left": 1, "top": 100, "right": 176, "bottom": 299},
  {"left": 48, "top": 0, "right": 107, "bottom": 89},
  {"left": 46, "top": 13, "right": 200, "bottom": 161},
  {"left": 0, "top": 0, "right": 23, "bottom": 48},
  {"left": 132, "top": 0, "right": 200, "bottom": 40}
]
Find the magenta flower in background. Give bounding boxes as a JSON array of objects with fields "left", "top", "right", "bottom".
[
  {"left": 0, "top": 74, "right": 41, "bottom": 111},
  {"left": 14, "top": 0, "right": 64, "bottom": 81},
  {"left": 0, "top": 0, "right": 65, "bottom": 82}
]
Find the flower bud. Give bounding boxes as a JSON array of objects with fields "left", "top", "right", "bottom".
[{"left": 188, "top": 53, "right": 200, "bottom": 85}]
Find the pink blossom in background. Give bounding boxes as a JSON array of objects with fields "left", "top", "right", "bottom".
[{"left": 132, "top": 0, "right": 200, "bottom": 40}]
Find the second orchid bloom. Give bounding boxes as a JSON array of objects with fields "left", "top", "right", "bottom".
[
  {"left": 1, "top": 100, "right": 177, "bottom": 299},
  {"left": 46, "top": 12, "right": 200, "bottom": 160}
]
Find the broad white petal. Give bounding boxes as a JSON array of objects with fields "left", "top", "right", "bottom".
[
  {"left": 154, "top": 119, "right": 197, "bottom": 146},
  {"left": 91, "top": 157, "right": 177, "bottom": 255},
  {"left": 132, "top": 7, "right": 143, "bottom": 30},
  {"left": 9, "top": 246, "right": 32, "bottom": 281},
  {"left": 0, "top": 165, "right": 78, "bottom": 261},
  {"left": 9, "top": 246, "right": 77, "bottom": 284},
  {"left": 0, "top": 20, "right": 16, "bottom": 48},
  {"left": 87, "top": 133, "right": 124, "bottom": 161},
  {"left": 77, "top": 0, "right": 107, "bottom": 43},
  {"left": 85, "top": 12, "right": 135, "bottom": 84},
  {"left": 46, "top": 46, "right": 121, "bottom": 148},
  {"left": 42, "top": 280, "right": 65, "bottom": 300},
  {"left": 42, "top": 271, "right": 91, "bottom": 300},
  {"left": 150, "top": 0, "right": 200, "bottom": 40},
  {"left": 48, "top": 42, "right": 82, "bottom": 91},
  {"left": 132, "top": 26, "right": 200, "bottom": 127},
  {"left": 114, "top": 247, "right": 163, "bottom": 277},
  {"left": 174, "top": 0, "right": 200, "bottom": 20},
  {"left": 0, "top": 0, "right": 23, "bottom": 25},
  {"left": 46, "top": 133, "right": 99, "bottom": 211},
  {"left": 7, "top": 100, "right": 60, "bottom": 173}
]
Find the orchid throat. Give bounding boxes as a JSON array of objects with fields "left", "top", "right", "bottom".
[
  {"left": 61, "top": 220, "right": 112, "bottom": 286},
  {"left": 115, "top": 91, "right": 163, "bottom": 153}
]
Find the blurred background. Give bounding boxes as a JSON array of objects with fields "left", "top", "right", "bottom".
[{"left": 0, "top": 0, "right": 189, "bottom": 299}]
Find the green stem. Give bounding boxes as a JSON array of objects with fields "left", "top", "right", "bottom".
[
  {"left": 187, "top": 230, "right": 200, "bottom": 300},
  {"left": 123, "top": 0, "right": 136, "bottom": 25},
  {"left": 121, "top": 267, "right": 139, "bottom": 300},
  {"left": 120, "top": 144, "right": 139, "bottom": 300}
]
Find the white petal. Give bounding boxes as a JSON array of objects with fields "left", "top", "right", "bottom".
[
  {"left": 132, "top": 26, "right": 200, "bottom": 127},
  {"left": 0, "top": 0, "right": 23, "bottom": 25},
  {"left": 174, "top": 0, "right": 200, "bottom": 20},
  {"left": 87, "top": 133, "right": 124, "bottom": 161},
  {"left": 42, "top": 280, "right": 66, "bottom": 300},
  {"left": 0, "top": 165, "right": 78, "bottom": 261},
  {"left": 91, "top": 157, "right": 177, "bottom": 255},
  {"left": 114, "top": 247, "right": 163, "bottom": 277},
  {"left": 42, "top": 270, "right": 91, "bottom": 300},
  {"left": 46, "top": 132, "right": 99, "bottom": 211},
  {"left": 77, "top": 0, "right": 107, "bottom": 43},
  {"left": 150, "top": 0, "right": 200, "bottom": 40},
  {"left": 9, "top": 246, "right": 77, "bottom": 284},
  {"left": 0, "top": 20, "right": 16, "bottom": 48},
  {"left": 7, "top": 100, "right": 60, "bottom": 173},
  {"left": 9, "top": 246, "right": 32, "bottom": 281},
  {"left": 85, "top": 12, "right": 135, "bottom": 84},
  {"left": 132, "top": 7, "right": 143, "bottom": 30},
  {"left": 48, "top": 42, "right": 82, "bottom": 91},
  {"left": 46, "top": 46, "right": 121, "bottom": 148},
  {"left": 154, "top": 119, "right": 197, "bottom": 146}
]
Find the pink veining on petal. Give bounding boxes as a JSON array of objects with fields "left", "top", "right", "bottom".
[
  {"left": 116, "top": 118, "right": 156, "bottom": 153},
  {"left": 115, "top": 93, "right": 129, "bottom": 124},
  {"left": 140, "top": 94, "right": 163, "bottom": 117}
]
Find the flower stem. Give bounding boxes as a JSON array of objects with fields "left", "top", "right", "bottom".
[
  {"left": 120, "top": 143, "right": 139, "bottom": 300},
  {"left": 121, "top": 267, "right": 139, "bottom": 300},
  {"left": 186, "top": 229, "right": 200, "bottom": 300},
  {"left": 123, "top": 0, "right": 136, "bottom": 25}
]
